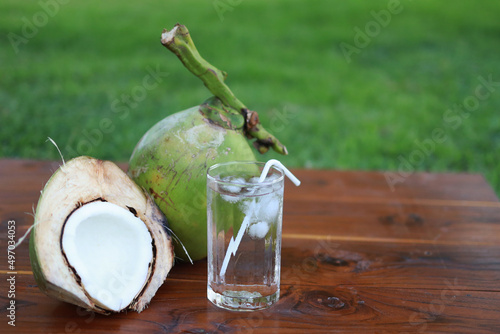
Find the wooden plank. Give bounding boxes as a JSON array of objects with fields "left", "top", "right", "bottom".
[
  {"left": 4, "top": 235, "right": 500, "bottom": 291},
  {"left": 1, "top": 159, "right": 499, "bottom": 333},
  {"left": 2, "top": 159, "right": 499, "bottom": 245},
  {"left": 283, "top": 206, "right": 500, "bottom": 245},
  {"left": 1, "top": 159, "right": 499, "bottom": 203},
  {"left": 4, "top": 273, "right": 500, "bottom": 333},
  {"left": 288, "top": 169, "right": 499, "bottom": 203}
]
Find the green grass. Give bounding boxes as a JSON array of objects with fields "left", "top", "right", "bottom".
[{"left": 1, "top": 0, "right": 499, "bottom": 195}]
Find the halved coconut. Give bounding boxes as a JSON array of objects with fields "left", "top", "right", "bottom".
[{"left": 29, "top": 156, "right": 174, "bottom": 314}]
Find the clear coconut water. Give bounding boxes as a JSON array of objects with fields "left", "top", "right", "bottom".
[{"left": 207, "top": 162, "right": 284, "bottom": 311}]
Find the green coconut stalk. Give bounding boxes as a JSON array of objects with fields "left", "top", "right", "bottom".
[
  {"left": 128, "top": 24, "right": 288, "bottom": 261},
  {"left": 161, "top": 24, "right": 287, "bottom": 155}
]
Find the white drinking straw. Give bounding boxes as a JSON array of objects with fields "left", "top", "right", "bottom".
[
  {"left": 219, "top": 160, "right": 301, "bottom": 277},
  {"left": 258, "top": 159, "right": 301, "bottom": 186}
]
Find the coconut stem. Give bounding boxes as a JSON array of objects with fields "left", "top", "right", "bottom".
[{"left": 161, "top": 24, "right": 288, "bottom": 155}]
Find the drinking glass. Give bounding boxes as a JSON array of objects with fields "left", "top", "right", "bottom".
[{"left": 207, "top": 161, "right": 284, "bottom": 311}]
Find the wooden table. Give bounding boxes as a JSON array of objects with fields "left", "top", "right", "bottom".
[{"left": 1, "top": 159, "right": 499, "bottom": 333}]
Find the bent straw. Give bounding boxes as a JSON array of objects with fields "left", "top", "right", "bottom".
[
  {"left": 258, "top": 159, "right": 301, "bottom": 186},
  {"left": 219, "top": 160, "right": 301, "bottom": 277}
]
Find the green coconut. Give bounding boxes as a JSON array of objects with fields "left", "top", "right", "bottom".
[
  {"left": 128, "top": 24, "right": 287, "bottom": 261},
  {"left": 29, "top": 156, "right": 174, "bottom": 314}
]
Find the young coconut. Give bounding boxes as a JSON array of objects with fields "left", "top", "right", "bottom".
[
  {"left": 128, "top": 24, "right": 287, "bottom": 261},
  {"left": 29, "top": 156, "right": 174, "bottom": 314}
]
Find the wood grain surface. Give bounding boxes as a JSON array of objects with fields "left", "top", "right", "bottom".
[{"left": 0, "top": 159, "right": 499, "bottom": 333}]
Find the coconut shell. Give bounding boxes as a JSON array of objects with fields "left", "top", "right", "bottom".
[
  {"left": 29, "top": 156, "right": 174, "bottom": 314},
  {"left": 128, "top": 106, "right": 257, "bottom": 261}
]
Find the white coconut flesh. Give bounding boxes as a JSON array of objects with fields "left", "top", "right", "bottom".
[{"left": 61, "top": 201, "right": 153, "bottom": 312}]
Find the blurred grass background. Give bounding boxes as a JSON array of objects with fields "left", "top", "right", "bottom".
[{"left": 1, "top": 0, "right": 499, "bottom": 194}]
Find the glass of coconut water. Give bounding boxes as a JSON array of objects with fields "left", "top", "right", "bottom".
[{"left": 207, "top": 161, "right": 285, "bottom": 311}]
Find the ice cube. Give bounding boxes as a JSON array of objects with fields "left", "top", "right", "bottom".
[
  {"left": 257, "top": 194, "right": 281, "bottom": 221},
  {"left": 220, "top": 176, "right": 245, "bottom": 194},
  {"left": 249, "top": 176, "right": 260, "bottom": 183},
  {"left": 248, "top": 221, "right": 269, "bottom": 239},
  {"left": 265, "top": 173, "right": 280, "bottom": 182},
  {"left": 221, "top": 194, "right": 241, "bottom": 203}
]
